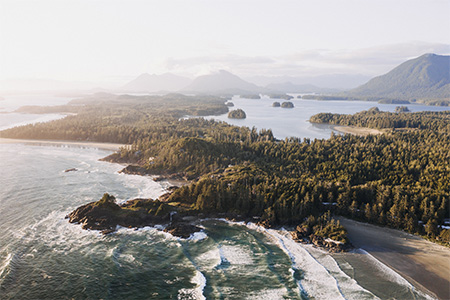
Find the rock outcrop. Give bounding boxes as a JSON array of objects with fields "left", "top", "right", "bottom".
[
  {"left": 290, "top": 226, "right": 352, "bottom": 253},
  {"left": 66, "top": 193, "right": 203, "bottom": 238}
]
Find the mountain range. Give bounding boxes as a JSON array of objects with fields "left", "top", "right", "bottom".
[
  {"left": 122, "top": 70, "right": 341, "bottom": 94},
  {"left": 181, "top": 70, "right": 263, "bottom": 94},
  {"left": 120, "top": 53, "right": 450, "bottom": 104},
  {"left": 346, "top": 53, "right": 450, "bottom": 102}
]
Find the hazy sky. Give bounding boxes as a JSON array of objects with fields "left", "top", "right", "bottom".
[{"left": 1, "top": 0, "right": 449, "bottom": 86}]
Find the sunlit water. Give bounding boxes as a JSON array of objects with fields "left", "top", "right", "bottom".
[
  {"left": 206, "top": 95, "right": 450, "bottom": 140},
  {"left": 0, "top": 94, "right": 75, "bottom": 130},
  {"left": 0, "top": 94, "right": 443, "bottom": 299}
]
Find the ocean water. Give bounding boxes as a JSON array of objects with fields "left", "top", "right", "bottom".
[
  {"left": 0, "top": 94, "right": 443, "bottom": 299},
  {"left": 0, "top": 94, "right": 74, "bottom": 131},
  {"left": 0, "top": 144, "right": 435, "bottom": 299}
]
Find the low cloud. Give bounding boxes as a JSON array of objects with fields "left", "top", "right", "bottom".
[{"left": 161, "top": 42, "right": 450, "bottom": 78}]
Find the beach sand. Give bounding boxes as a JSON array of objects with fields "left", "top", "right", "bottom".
[
  {"left": 0, "top": 138, "right": 127, "bottom": 151},
  {"left": 338, "top": 217, "right": 450, "bottom": 299},
  {"left": 333, "top": 125, "right": 384, "bottom": 136}
]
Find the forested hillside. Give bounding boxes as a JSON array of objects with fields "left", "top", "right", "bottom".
[{"left": 2, "top": 94, "right": 449, "bottom": 244}]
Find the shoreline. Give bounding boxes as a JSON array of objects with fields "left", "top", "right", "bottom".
[
  {"left": 0, "top": 137, "right": 127, "bottom": 151},
  {"left": 332, "top": 125, "right": 384, "bottom": 136},
  {"left": 338, "top": 217, "right": 450, "bottom": 300}
]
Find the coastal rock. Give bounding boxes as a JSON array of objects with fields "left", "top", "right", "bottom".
[
  {"left": 119, "top": 165, "right": 150, "bottom": 175},
  {"left": 66, "top": 194, "right": 121, "bottom": 232},
  {"left": 66, "top": 194, "right": 170, "bottom": 234},
  {"left": 163, "top": 222, "right": 202, "bottom": 238}
]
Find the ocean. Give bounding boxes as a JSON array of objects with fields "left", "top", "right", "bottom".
[{"left": 1, "top": 94, "right": 446, "bottom": 299}]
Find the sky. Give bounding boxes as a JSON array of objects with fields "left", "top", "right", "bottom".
[{"left": 0, "top": 0, "right": 449, "bottom": 88}]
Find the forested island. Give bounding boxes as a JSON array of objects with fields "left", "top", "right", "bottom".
[
  {"left": 2, "top": 94, "right": 449, "bottom": 246},
  {"left": 240, "top": 94, "right": 261, "bottom": 99},
  {"left": 268, "top": 94, "right": 294, "bottom": 100},
  {"left": 281, "top": 101, "right": 294, "bottom": 108},
  {"left": 227, "top": 108, "right": 246, "bottom": 119}
]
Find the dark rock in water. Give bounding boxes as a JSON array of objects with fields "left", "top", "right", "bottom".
[
  {"left": 101, "top": 228, "right": 116, "bottom": 235},
  {"left": 119, "top": 165, "right": 150, "bottom": 175},
  {"left": 152, "top": 175, "right": 166, "bottom": 181},
  {"left": 164, "top": 222, "right": 202, "bottom": 238},
  {"left": 66, "top": 193, "right": 171, "bottom": 234},
  {"left": 66, "top": 193, "right": 121, "bottom": 232},
  {"left": 64, "top": 168, "right": 78, "bottom": 172}
]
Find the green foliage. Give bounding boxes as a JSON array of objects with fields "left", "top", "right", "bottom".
[
  {"left": 268, "top": 94, "right": 293, "bottom": 100},
  {"left": 300, "top": 212, "right": 349, "bottom": 243},
  {"left": 228, "top": 109, "right": 247, "bottom": 119},
  {"left": 241, "top": 94, "right": 261, "bottom": 99},
  {"left": 281, "top": 101, "right": 294, "bottom": 108},
  {"left": 310, "top": 110, "right": 450, "bottom": 131},
  {"left": 94, "top": 193, "right": 120, "bottom": 210},
  {"left": 3, "top": 93, "right": 450, "bottom": 243}
]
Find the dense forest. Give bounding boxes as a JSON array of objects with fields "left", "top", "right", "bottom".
[{"left": 2, "top": 94, "right": 449, "bottom": 244}]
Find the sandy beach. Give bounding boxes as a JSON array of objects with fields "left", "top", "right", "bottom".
[
  {"left": 338, "top": 217, "right": 450, "bottom": 299},
  {"left": 0, "top": 138, "right": 127, "bottom": 151},
  {"left": 333, "top": 125, "right": 384, "bottom": 136}
]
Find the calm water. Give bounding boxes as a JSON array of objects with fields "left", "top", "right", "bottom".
[
  {"left": 0, "top": 94, "right": 74, "bottom": 131},
  {"left": 0, "top": 94, "right": 442, "bottom": 299},
  {"left": 208, "top": 95, "right": 450, "bottom": 140}
]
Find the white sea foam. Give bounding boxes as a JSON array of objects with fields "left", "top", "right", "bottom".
[
  {"left": 304, "top": 245, "right": 379, "bottom": 300},
  {"left": 177, "top": 270, "right": 207, "bottom": 300},
  {"left": 116, "top": 172, "right": 166, "bottom": 202},
  {"left": 356, "top": 249, "right": 413, "bottom": 287},
  {"left": 188, "top": 231, "right": 208, "bottom": 241},
  {"left": 246, "top": 287, "right": 290, "bottom": 300},
  {"left": 218, "top": 244, "right": 254, "bottom": 266},
  {"left": 0, "top": 253, "right": 13, "bottom": 279},
  {"left": 196, "top": 247, "right": 221, "bottom": 269},
  {"left": 233, "top": 222, "right": 344, "bottom": 300}
]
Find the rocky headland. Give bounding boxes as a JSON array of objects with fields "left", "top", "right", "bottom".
[{"left": 66, "top": 193, "right": 202, "bottom": 238}]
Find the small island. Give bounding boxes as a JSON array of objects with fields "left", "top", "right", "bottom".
[
  {"left": 228, "top": 108, "right": 247, "bottom": 119},
  {"left": 240, "top": 94, "right": 261, "bottom": 99},
  {"left": 395, "top": 105, "right": 410, "bottom": 113},
  {"left": 378, "top": 99, "right": 411, "bottom": 104},
  {"left": 281, "top": 101, "right": 294, "bottom": 108},
  {"left": 268, "top": 94, "right": 294, "bottom": 100},
  {"left": 225, "top": 102, "right": 234, "bottom": 107},
  {"left": 272, "top": 101, "right": 281, "bottom": 107}
]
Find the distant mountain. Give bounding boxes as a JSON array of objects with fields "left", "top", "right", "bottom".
[
  {"left": 182, "top": 70, "right": 263, "bottom": 94},
  {"left": 347, "top": 54, "right": 450, "bottom": 101},
  {"left": 246, "top": 74, "right": 370, "bottom": 90},
  {"left": 265, "top": 82, "right": 340, "bottom": 93},
  {"left": 122, "top": 73, "right": 192, "bottom": 93}
]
